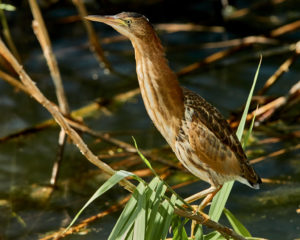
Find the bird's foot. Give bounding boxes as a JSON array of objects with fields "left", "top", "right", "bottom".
[
  {"left": 190, "top": 206, "right": 210, "bottom": 238},
  {"left": 191, "top": 204, "right": 210, "bottom": 223}
]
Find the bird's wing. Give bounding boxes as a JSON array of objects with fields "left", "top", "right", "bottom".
[{"left": 182, "top": 88, "right": 259, "bottom": 184}]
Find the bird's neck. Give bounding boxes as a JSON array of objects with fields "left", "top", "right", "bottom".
[{"left": 131, "top": 34, "right": 184, "bottom": 143}]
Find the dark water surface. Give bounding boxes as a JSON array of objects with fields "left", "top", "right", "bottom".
[{"left": 0, "top": 1, "right": 299, "bottom": 240}]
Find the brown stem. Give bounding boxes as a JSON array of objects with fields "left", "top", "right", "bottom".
[
  {"left": 72, "top": 0, "right": 112, "bottom": 72},
  {"left": 176, "top": 35, "right": 271, "bottom": 76},
  {"left": 0, "top": 69, "right": 28, "bottom": 93},
  {"left": 174, "top": 208, "right": 247, "bottom": 240},
  {"left": 0, "top": 38, "right": 135, "bottom": 193},
  {"left": 0, "top": 1, "right": 21, "bottom": 62},
  {"left": 250, "top": 143, "right": 300, "bottom": 164},
  {"left": 50, "top": 129, "right": 67, "bottom": 186},
  {"left": 29, "top": 0, "right": 69, "bottom": 115},
  {"left": 39, "top": 195, "right": 131, "bottom": 240},
  {"left": 270, "top": 19, "right": 300, "bottom": 37},
  {"left": 257, "top": 53, "right": 299, "bottom": 95}
]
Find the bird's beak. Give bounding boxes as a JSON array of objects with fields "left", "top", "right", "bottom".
[{"left": 85, "top": 15, "right": 125, "bottom": 26}]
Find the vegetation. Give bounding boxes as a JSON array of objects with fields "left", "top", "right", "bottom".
[{"left": 0, "top": 1, "right": 299, "bottom": 240}]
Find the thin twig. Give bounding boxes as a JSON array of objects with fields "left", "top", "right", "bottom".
[
  {"left": 0, "top": 69, "right": 28, "bottom": 93},
  {"left": 75, "top": 125, "right": 180, "bottom": 169},
  {"left": 155, "top": 23, "right": 224, "bottom": 33},
  {"left": 29, "top": 0, "right": 71, "bottom": 187},
  {"left": 0, "top": 89, "right": 140, "bottom": 142},
  {"left": 174, "top": 208, "right": 247, "bottom": 240},
  {"left": 72, "top": 0, "right": 112, "bottom": 73},
  {"left": 29, "top": 0, "right": 69, "bottom": 115},
  {"left": 258, "top": 52, "right": 299, "bottom": 95},
  {"left": 176, "top": 19, "right": 300, "bottom": 77},
  {"left": 0, "top": 0, "right": 21, "bottom": 62},
  {"left": 250, "top": 143, "right": 300, "bottom": 164},
  {"left": 231, "top": 78, "right": 300, "bottom": 128},
  {"left": 270, "top": 19, "right": 300, "bottom": 37},
  {"left": 39, "top": 194, "right": 131, "bottom": 240},
  {"left": 50, "top": 130, "right": 67, "bottom": 185},
  {"left": 0, "top": 38, "right": 135, "bottom": 193},
  {"left": 226, "top": 0, "right": 286, "bottom": 20},
  {"left": 176, "top": 35, "right": 265, "bottom": 76}
]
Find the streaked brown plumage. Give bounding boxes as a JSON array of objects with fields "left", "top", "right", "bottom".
[{"left": 86, "top": 12, "right": 261, "bottom": 206}]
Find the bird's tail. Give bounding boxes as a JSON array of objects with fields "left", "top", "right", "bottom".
[{"left": 238, "top": 163, "right": 262, "bottom": 189}]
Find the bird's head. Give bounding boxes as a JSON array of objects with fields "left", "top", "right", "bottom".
[{"left": 85, "top": 12, "right": 153, "bottom": 41}]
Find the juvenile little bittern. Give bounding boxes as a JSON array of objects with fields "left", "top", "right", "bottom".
[{"left": 86, "top": 12, "right": 261, "bottom": 208}]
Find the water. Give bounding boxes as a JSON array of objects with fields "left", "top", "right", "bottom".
[{"left": 0, "top": 2, "right": 300, "bottom": 239}]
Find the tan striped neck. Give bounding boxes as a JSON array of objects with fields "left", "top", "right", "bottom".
[{"left": 131, "top": 34, "right": 184, "bottom": 143}]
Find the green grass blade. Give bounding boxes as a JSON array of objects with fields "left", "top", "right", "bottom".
[
  {"left": 209, "top": 56, "right": 262, "bottom": 222},
  {"left": 160, "top": 194, "right": 177, "bottom": 239},
  {"left": 133, "top": 137, "right": 193, "bottom": 210},
  {"left": 172, "top": 215, "right": 189, "bottom": 240},
  {"left": 146, "top": 181, "right": 167, "bottom": 239},
  {"left": 133, "top": 187, "right": 147, "bottom": 240},
  {"left": 124, "top": 224, "right": 134, "bottom": 240},
  {"left": 204, "top": 231, "right": 222, "bottom": 240},
  {"left": 208, "top": 181, "right": 234, "bottom": 221},
  {"left": 194, "top": 224, "right": 203, "bottom": 240},
  {"left": 236, "top": 56, "right": 262, "bottom": 141},
  {"left": 132, "top": 137, "right": 157, "bottom": 176},
  {"left": 146, "top": 197, "right": 164, "bottom": 240},
  {"left": 223, "top": 208, "right": 251, "bottom": 237},
  {"left": 151, "top": 200, "right": 168, "bottom": 240},
  {"left": 109, "top": 182, "right": 146, "bottom": 240},
  {"left": 65, "top": 170, "right": 134, "bottom": 232}
]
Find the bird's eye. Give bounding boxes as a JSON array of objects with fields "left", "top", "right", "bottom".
[{"left": 125, "top": 19, "right": 132, "bottom": 26}]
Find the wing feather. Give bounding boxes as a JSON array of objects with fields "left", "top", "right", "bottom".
[{"left": 182, "top": 88, "right": 260, "bottom": 186}]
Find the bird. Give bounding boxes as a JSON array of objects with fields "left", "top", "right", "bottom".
[{"left": 85, "top": 12, "right": 262, "bottom": 209}]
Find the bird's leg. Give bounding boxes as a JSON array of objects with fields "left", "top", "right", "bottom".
[
  {"left": 184, "top": 186, "right": 217, "bottom": 204},
  {"left": 198, "top": 185, "right": 222, "bottom": 211},
  {"left": 189, "top": 185, "right": 222, "bottom": 239}
]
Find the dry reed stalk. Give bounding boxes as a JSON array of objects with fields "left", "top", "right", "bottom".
[
  {"left": 0, "top": 88, "right": 140, "bottom": 142},
  {"left": 0, "top": 69, "right": 28, "bottom": 93},
  {"left": 270, "top": 19, "right": 300, "bottom": 37},
  {"left": 174, "top": 208, "right": 247, "bottom": 240},
  {"left": 176, "top": 43, "right": 247, "bottom": 76},
  {"left": 258, "top": 47, "right": 299, "bottom": 95},
  {"left": 250, "top": 143, "right": 300, "bottom": 164},
  {"left": 0, "top": 3, "right": 21, "bottom": 62},
  {"left": 72, "top": 0, "right": 112, "bottom": 73},
  {"left": 28, "top": 0, "right": 71, "bottom": 186},
  {"left": 176, "top": 16, "right": 300, "bottom": 77},
  {"left": 39, "top": 194, "right": 131, "bottom": 240},
  {"left": 29, "top": 0, "right": 69, "bottom": 115},
  {"left": 176, "top": 35, "right": 273, "bottom": 76},
  {"left": 0, "top": 38, "right": 135, "bottom": 193},
  {"left": 155, "top": 23, "right": 224, "bottom": 33},
  {"left": 226, "top": 0, "right": 286, "bottom": 20}
]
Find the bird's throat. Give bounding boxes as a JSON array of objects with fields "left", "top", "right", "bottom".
[{"left": 131, "top": 36, "right": 184, "bottom": 144}]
